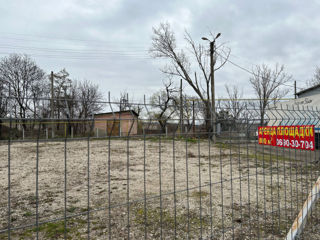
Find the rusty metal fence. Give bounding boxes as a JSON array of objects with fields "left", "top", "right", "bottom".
[{"left": 0, "top": 97, "right": 320, "bottom": 239}]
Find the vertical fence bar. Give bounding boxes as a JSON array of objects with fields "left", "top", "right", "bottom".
[
  {"left": 159, "top": 136, "right": 163, "bottom": 239},
  {"left": 262, "top": 132, "right": 266, "bottom": 238},
  {"left": 7, "top": 84, "right": 12, "bottom": 240},
  {"left": 246, "top": 119, "right": 252, "bottom": 238},
  {"left": 276, "top": 130, "right": 281, "bottom": 234},
  {"left": 173, "top": 133, "right": 177, "bottom": 239},
  {"left": 126, "top": 134, "right": 130, "bottom": 239},
  {"left": 143, "top": 133, "right": 147, "bottom": 239},
  {"left": 64, "top": 137, "right": 67, "bottom": 239},
  {"left": 197, "top": 137, "right": 203, "bottom": 238},
  {"left": 237, "top": 128, "right": 243, "bottom": 235},
  {"left": 289, "top": 138, "right": 294, "bottom": 240},
  {"left": 229, "top": 126, "right": 235, "bottom": 239},
  {"left": 107, "top": 92, "right": 115, "bottom": 240},
  {"left": 208, "top": 137, "right": 213, "bottom": 238},
  {"left": 35, "top": 124, "right": 40, "bottom": 239},
  {"left": 107, "top": 131, "right": 111, "bottom": 240},
  {"left": 185, "top": 138, "right": 190, "bottom": 239},
  {"left": 219, "top": 142, "right": 225, "bottom": 239},
  {"left": 87, "top": 129, "right": 90, "bottom": 239},
  {"left": 254, "top": 135, "right": 260, "bottom": 239},
  {"left": 270, "top": 129, "right": 275, "bottom": 236}
]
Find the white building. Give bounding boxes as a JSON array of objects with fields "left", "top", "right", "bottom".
[{"left": 267, "top": 85, "right": 320, "bottom": 127}]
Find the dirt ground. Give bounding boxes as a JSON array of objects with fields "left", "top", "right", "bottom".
[{"left": 0, "top": 137, "right": 319, "bottom": 239}]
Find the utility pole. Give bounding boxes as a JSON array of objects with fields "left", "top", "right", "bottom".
[
  {"left": 192, "top": 100, "right": 195, "bottom": 136},
  {"left": 294, "top": 80, "right": 297, "bottom": 99},
  {"left": 180, "top": 79, "right": 183, "bottom": 135},
  {"left": 202, "top": 33, "right": 221, "bottom": 143},
  {"left": 210, "top": 41, "right": 215, "bottom": 142},
  {"left": 50, "top": 71, "right": 54, "bottom": 138}
]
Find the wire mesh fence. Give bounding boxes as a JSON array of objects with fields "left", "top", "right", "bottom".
[{"left": 0, "top": 97, "right": 320, "bottom": 239}]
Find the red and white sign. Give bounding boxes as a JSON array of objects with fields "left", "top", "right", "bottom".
[{"left": 258, "top": 125, "right": 315, "bottom": 151}]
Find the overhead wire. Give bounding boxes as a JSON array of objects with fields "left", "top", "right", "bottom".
[
  {"left": 0, "top": 33, "right": 308, "bottom": 90},
  {"left": 214, "top": 51, "right": 305, "bottom": 90}
]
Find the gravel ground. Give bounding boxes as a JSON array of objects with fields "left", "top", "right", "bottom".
[{"left": 0, "top": 137, "right": 319, "bottom": 239}]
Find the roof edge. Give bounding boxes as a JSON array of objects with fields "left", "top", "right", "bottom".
[
  {"left": 94, "top": 110, "right": 139, "bottom": 117},
  {"left": 296, "top": 83, "right": 320, "bottom": 96}
]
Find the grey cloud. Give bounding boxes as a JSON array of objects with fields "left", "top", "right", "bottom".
[{"left": 1, "top": 0, "right": 319, "bottom": 99}]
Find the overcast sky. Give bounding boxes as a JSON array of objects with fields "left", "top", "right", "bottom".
[{"left": 1, "top": 0, "right": 319, "bottom": 102}]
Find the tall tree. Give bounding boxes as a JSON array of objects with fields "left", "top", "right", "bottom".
[
  {"left": 0, "top": 79, "right": 8, "bottom": 138},
  {"left": 249, "top": 64, "right": 291, "bottom": 125},
  {"left": 0, "top": 54, "right": 46, "bottom": 128},
  {"left": 77, "top": 79, "right": 103, "bottom": 119},
  {"left": 149, "top": 22, "right": 230, "bottom": 134},
  {"left": 52, "top": 68, "right": 73, "bottom": 119}
]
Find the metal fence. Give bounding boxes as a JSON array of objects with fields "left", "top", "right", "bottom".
[{"left": 0, "top": 98, "right": 320, "bottom": 239}]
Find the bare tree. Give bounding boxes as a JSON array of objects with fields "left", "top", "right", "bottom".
[
  {"left": 77, "top": 80, "right": 103, "bottom": 119},
  {"left": 0, "top": 79, "right": 8, "bottom": 138},
  {"left": 249, "top": 64, "right": 291, "bottom": 125},
  {"left": 52, "top": 69, "right": 73, "bottom": 120},
  {"left": 150, "top": 80, "right": 178, "bottom": 133},
  {"left": 0, "top": 54, "right": 46, "bottom": 129},
  {"left": 178, "top": 95, "right": 203, "bottom": 132},
  {"left": 149, "top": 22, "right": 230, "bottom": 133},
  {"left": 307, "top": 66, "right": 320, "bottom": 87},
  {"left": 221, "top": 84, "right": 247, "bottom": 120}
]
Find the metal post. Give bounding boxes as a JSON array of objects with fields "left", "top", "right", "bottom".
[
  {"left": 46, "top": 128, "right": 48, "bottom": 139},
  {"left": 192, "top": 100, "right": 195, "bottom": 135},
  {"left": 96, "top": 128, "right": 99, "bottom": 138},
  {"left": 210, "top": 41, "right": 216, "bottom": 143},
  {"left": 50, "top": 71, "right": 55, "bottom": 138},
  {"left": 202, "top": 34, "right": 220, "bottom": 143},
  {"left": 294, "top": 80, "right": 297, "bottom": 99},
  {"left": 71, "top": 126, "right": 73, "bottom": 138},
  {"left": 22, "top": 128, "right": 24, "bottom": 140},
  {"left": 180, "top": 79, "right": 183, "bottom": 135}
]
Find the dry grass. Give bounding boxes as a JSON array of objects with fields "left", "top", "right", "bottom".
[{"left": 0, "top": 138, "right": 319, "bottom": 239}]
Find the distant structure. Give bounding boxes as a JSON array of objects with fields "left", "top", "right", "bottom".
[
  {"left": 94, "top": 110, "right": 139, "bottom": 136},
  {"left": 296, "top": 84, "right": 320, "bottom": 98},
  {"left": 267, "top": 84, "right": 320, "bottom": 126}
]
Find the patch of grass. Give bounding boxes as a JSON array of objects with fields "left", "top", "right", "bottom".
[
  {"left": 34, "top": 221, "right": 68, "bottom": 239},
  {"left": 216, "top": 141, "right": 233, "bottom": 150},
  {"left": 191, "top": 191, "right": 209, "bottom": 199},
  {"left": 3, "top": 218, "right": 88, "bottom": 240},
  {"left": 132, "top": 204, "right": 209, "bottom": 237},
  {"left": 67, "top": 206, "right": 77, "bottom": 213},
  {"left": 23, "top": 211, "right": 33, "bottom": 217},
  {"left": 146, "top": 136, "right": 200, "bottom": 143}
]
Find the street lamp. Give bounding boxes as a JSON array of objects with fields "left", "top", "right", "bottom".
[{"left": 202, "top": 33, "right": 221, "bottom": 142}]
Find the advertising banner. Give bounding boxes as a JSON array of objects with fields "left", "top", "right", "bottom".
[{"left": 258, "top": 125, "right": 315, "bottom": 151}]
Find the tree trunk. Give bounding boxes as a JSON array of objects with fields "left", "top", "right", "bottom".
[{"left": 204, "top": 102, "right": 213, "bottom": 137}]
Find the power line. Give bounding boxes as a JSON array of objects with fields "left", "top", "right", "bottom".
[
  {"left": 215, "top": 51, "right": 305, "bottom": 90},
  {"left": 0, "top": 32, "right": 148, "bottom": 48}
]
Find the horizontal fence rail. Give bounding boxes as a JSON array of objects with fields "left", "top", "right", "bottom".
[{"left": 0, "top": 97, "right": 319, "bottom": 239}]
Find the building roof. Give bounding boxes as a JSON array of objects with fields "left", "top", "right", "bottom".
[
  {"left": 94, "top": 110, "right": 139, "bottom": 117},
  {"left": 296, "top": 83, "right": 320, "bottom": 96}
]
